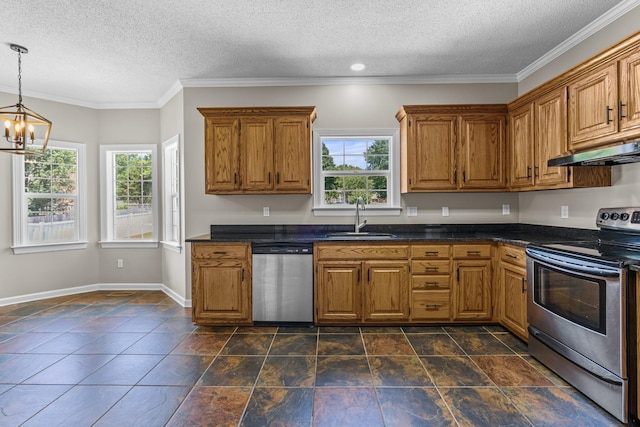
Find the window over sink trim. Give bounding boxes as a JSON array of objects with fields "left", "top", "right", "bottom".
[{"left": 312, "top": 128, "right": 401, "bottom": 216}]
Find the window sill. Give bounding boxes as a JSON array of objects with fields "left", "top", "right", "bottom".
[
  {"left": 12, "top": 241, "right": 89, "bottom": 255},
  {"left": 161, "top": 242, "right": 183, "bottom": 253},
  {"left": 99, "top": 241, "right": 159, "bottom": 249},
  {"left": 312, "top": 207, "right": 402, "bottom": 217}
]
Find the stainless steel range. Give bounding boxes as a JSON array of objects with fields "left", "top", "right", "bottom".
[{"left": 526, "top": 207, "right": 639, "bottom": 424}]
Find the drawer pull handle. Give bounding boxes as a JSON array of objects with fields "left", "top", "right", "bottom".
[
  {"left": 425, "top": 267, "right": 439, "bottom": 271},
  {"left": 467, "top": 250, "right": 481, "bottom": 255},
  {"left": 425, "top": 303, "right": 441, "bottom": 309},
  {"left": 506, "top": 254, "right": 518, "bottom": 259},
  {"left": 213, "top": 251, "right": 228, "bottom": 255},
  {"left": 424, "top": 251, "right": 438, "bottom": 256},
  {"left": 425, "top": 281, "right": 440, "bottom": 285}
]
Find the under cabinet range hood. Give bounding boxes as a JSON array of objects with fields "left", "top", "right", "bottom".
[{"left": 548, "top": 141, "right": 640, "bottom": 166}]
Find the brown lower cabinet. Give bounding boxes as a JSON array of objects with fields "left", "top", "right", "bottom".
[
  {"left": 314, "top": 243, "right": 410, "bottom": 324},
  {"left": 190, "top": 240, "right": 529, "bottom": 331},
  {"left": 191, "top": 242, "right": 252, "bottom": 325},
  {"left": 498, "top": 244, "right": 529, "bottom": 341}
]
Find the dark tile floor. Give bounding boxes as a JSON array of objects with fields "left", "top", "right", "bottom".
[{"left": 0, "top": 290, "right": 628, "bottom": 426}]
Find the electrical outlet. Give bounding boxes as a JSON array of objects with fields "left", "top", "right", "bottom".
[
  {"left": 442, "top": 206, "right": 449, "bottom": 217},
  {"left": 263, "top": 207, "right": 270, "bottom": 217},
  {"left": 502, "top": 204, "right": 510, "bottom": 215},
  {"left": 561, "top": 206, "right": 569, "bottom": 218},
  {"left": 117, "top": 259, "right": 124, "bottom": 268},
  {"left": 407, "top": 206, "right": 418, "bottom": 217}
]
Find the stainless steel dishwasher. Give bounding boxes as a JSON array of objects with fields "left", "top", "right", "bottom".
[{"left": 252, "top": 242, "right": 313, "bottom": 323}]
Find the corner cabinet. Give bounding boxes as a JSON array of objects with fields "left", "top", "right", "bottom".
[
  {"left": 315, "top": 243, "right": 410, "bottom": 324},
  {"left": 198, "top": 106, "right": 317, "bottom": 194},
  {"left": 396, "top": 105, "right": 507, "bottom": 193},
  {"left": 498, "top": 244, "right": 528, "bottom": 341},
  {"left": 507, "top": 88, "right": 611, "bottom": 191},
  {"left": 191, "top": 242, "right": 252, "bottom": 325}
]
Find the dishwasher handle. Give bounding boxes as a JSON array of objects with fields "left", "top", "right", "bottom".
[{"left": 252, "top": 242, "right": 313, "bottom": 255}]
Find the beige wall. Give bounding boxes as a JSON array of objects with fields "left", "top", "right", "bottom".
[
  {"left": 182, "top": 84, "right": 520, "bottom": 240},
  {"left": 517, "top": 6, "right": 640, "bottom": 229},
  {"left": 0, "top": 94, "right": 162, "bottom": 300},
  {"left": 160, "top": 91, "right": 187, "bottom": 300}
]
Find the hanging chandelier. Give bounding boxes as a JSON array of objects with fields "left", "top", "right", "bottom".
[{"left": 0, "top": 44, "right": 51, "bottom": 155}]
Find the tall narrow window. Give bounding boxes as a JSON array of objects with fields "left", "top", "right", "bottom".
[
  {"left": 12, "top": 140, "right": 87, "bottom": 254},
  {"left": 100, "top": 144, "right": 158, "bottom": 248},
  {"left": 162, "top": 135, "right": 181, "bottom": 252}
]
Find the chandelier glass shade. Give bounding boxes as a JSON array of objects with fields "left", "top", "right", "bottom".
[{"left": 0, "top": 44, "right": 51, "bottom": 155}]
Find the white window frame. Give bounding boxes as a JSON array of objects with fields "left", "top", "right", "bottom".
[
  {"left": 161, "top": 135, "right": 181, "bottom": 253},
  {"left": 12, "top": 139, "right": 87, "bottom": 254},
  {"left": 100, "top": 144, "right": 159, "bottom": 248},
  {"left": 312, "top": 128, "right": 401, "bottom": 216}
]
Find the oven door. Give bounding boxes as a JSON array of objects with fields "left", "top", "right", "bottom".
[{"left": 526, "top": 247, "right": 627, "bottom": 378}]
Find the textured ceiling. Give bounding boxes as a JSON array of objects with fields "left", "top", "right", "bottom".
[{"left": 0, "top": 0, "right": 636, "bottom": 108}]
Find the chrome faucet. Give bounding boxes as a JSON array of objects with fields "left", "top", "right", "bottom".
[{"left": 354, "top": 196, "right": 367, "bottom": 233}]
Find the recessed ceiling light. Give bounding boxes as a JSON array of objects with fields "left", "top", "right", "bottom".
[{"left": 350, "top": 63, "right": 366, "bottom": 71}]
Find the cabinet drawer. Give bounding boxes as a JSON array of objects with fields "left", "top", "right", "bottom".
[
  {"left": 500, "top": 245, "right": 526, "bottom": 267},
  {"left": 411, "top": 260, "right": 451, "bottom": 275},
  {"left": 411, "top": 275, "right": 450, "bottom": 290},
  {"left": 192, "top": 243, "right": 249, "bottom": 259},
  {"left": 411, "top": 244, "right": 451, "bottom": 259},
  {"left": 452, "top": 244, "right": 492, "bottom": 259},
  {"left": 411, "top": 291, "right": 451, "bottom": 320},
  {"left": 316, "top": 244, "right": 409, "bottom": 260}
]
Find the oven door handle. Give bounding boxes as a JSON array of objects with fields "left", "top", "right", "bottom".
[
  {"left": 526, "top": 249, "right": 621, "bottom": 278},
  {"left": 528, "top": 326, "right": 624, "bottom": 386}
]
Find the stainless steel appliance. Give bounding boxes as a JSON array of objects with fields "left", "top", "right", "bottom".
[
  {"left": 252, "top": 242, "right": 313, "bottom": 323},
  {"left": 526, "top": 207, "right": 639, "bottom": 423}
]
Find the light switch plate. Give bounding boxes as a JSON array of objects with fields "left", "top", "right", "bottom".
[
  {"left": 407, "top": 206, "right": 418, "bottom": 217},
  {"left": 442, "top": 206, "right": 449, "bottom": 217},
  {"left": 561, "top": 206, "right": 569, "bottom": 218},
  {"left": 263, "top": 207, "right": 270, "bottom": 217},
  {"left": 502, "top": 204, "right": 510, "bottom": 215}
]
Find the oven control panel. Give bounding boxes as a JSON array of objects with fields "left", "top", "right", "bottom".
[{"left": 596, "top": 207, "right": 640, "bottom": 231}]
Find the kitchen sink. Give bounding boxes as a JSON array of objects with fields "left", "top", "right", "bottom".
[{"left": 324, "top": 232, "right": 396, "bottom": 239}]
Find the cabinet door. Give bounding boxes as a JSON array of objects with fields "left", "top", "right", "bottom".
[
  {"left": 535, "top": 87, "right": 570, "bottom": 186},
  {"left": 316, "top": 262, "right": 361, "bottom": 322},
  {"left": 407, "top": 115, "right": 457, "bottom": 190},
  {"left": 508, "top": 103, "right": 535, "bottom": 188},
  {"left": 192, "top": 260, "right": 251, "bottom": 324},
  {"left": 619, "top": 50, "right": 640, "bottom": 132},
  {"left": 453, "top": 260, "right": 492, "bottom": 320},
  {"left": 204, "top": 117, "right": 240, "bottom": 193},
  {"left": 274, "top": 116, "right": 311, "bottom": 192},
  {"left": 459, "top": 114, "right": 506, "bottom": 189},
  {"left": 363, "top": 261, "right": 409, "bottom": 322},
  {"left": 241, "top": 117, "right": 274, "bottom": 191},
  {"left": 568, "top": 62, "right": 618, "bottom": 148},
  {"left": 500, "top": 262, "right": 528, "bottom": 340}
]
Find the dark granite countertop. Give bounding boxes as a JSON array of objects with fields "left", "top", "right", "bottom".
[{"left": 187, "top": 223, "right": 599, "bottom": 247}]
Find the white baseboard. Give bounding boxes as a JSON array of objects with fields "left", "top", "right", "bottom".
[{"left": 0, "top": 283, "right": 192, "bottom": 308}]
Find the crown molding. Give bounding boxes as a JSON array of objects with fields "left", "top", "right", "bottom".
[{"left": 517, "top": 0, "right": 640, "bottom": 81}]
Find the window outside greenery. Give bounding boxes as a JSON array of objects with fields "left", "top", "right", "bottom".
[
  {"left": 112, "top": 151, "right": 153, "bottom": 240},
  {"left": 321, "top": 137, "right": 390, "bottom": 206},
  {"left": 24, "top": 145, "right": 78, "bottom": 243}
]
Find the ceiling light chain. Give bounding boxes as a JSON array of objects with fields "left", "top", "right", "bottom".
[{"left": 0, "top": 44, "right": 52, "bottom": 155}]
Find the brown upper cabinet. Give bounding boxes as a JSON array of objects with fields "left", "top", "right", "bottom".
[
  {"left": 198, "top": 106, "right": 317, "bottom": 194},
  {"left": 396, "top": 105, "right": 507, "bottom": 192},
  {"left": 508, "top": 87, "right": 611, "bottom": 190}
]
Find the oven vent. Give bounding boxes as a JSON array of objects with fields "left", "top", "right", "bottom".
[{"left": 548, "top": 141, "right": 640, "bottom": 166}]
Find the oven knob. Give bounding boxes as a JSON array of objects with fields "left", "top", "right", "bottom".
[
  {"left": 611, "top": 212, "right": 620, "bottom": 220},
  {"left": 600, "top": 212, "right": 610, "bottom": 220},
  {"left": 621, "top": 213, "right": 630, "bottom": 221}
]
